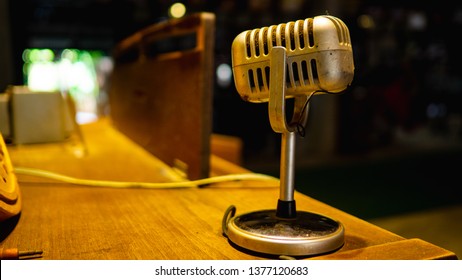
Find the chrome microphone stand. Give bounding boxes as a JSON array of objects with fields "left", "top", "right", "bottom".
[{"left": 224, "top": 47, "right": 344, "bottom": 257}]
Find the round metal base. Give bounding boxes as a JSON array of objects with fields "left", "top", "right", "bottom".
[{"left": 226, "top": 209, "right": 344, "bottom": 256}]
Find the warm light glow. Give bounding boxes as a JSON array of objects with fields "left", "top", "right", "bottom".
[
  {"left": 169, "top": 3, "right": 186, "bottom": 18},
  {"left": 358, "top": 14, "right": 375, "bottom": 29}
]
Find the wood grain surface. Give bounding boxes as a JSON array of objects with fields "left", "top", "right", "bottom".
[{"left": 0, "top": 119, "right": 457, "bottom": 260}]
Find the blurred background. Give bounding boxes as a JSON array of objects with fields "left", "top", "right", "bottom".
[{"left": 1, "top": 0, "right": 461, "bottom": 255}]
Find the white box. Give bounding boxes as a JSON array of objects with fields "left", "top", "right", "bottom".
[{"left": 9, "top": 86, "right": 68, "bottom": 144}]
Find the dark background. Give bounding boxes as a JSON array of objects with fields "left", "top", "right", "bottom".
[{"left": 1, "top": 0, "right": 461, "bottom": 219}]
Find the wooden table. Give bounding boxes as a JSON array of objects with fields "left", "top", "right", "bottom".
[{"left": 0, "top": 119, "right": 457, "bottom": 260}]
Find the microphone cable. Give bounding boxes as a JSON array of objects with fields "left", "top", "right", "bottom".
[{"left": 13, "top": 166, "right": 279, "bottom": 189}]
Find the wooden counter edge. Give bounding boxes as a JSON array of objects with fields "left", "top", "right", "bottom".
[{"left": 311, "top": 238, "right": 458, "bottom": 260}]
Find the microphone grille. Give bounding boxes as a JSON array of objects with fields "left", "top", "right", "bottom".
[
  {"left": 243, "top": 16, "right": 351, "bottom": 58},
  {"left": 244, "top": 18, "right": 315, "bottom": 58},
  {"left": 232, "top": 15, "right": 354, "bottom": 102}
]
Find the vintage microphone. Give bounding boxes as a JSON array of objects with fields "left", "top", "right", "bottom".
[{"left": 224, "top": 15, "right": 354, "bottom": 256}]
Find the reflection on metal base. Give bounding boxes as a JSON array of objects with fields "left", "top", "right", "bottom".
[{"left": 226, "top": 209, "right": 344, "bottom": 256}]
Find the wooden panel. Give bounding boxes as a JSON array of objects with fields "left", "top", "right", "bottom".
[
  {"left": 108, "top": 13, "right": 215, "bottom": 180},
  {"left": 211, "top": 134, "right": 243, "bottom": 165}
]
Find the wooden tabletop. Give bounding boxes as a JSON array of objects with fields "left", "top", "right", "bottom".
[{"left": 0, "top": 119, "right": 457, "bottom": 260}]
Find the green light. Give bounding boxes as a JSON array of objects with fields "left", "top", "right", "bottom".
[{"left": 41, "top": 49, "right": 54, "bottom": 61}]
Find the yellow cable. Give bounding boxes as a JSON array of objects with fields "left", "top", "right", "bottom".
[{"left": 14, "top": 166, "right": 279, "bottom": 189}]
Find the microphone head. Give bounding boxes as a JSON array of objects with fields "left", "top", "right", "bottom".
[{"left": 231, "top": 15, "right": 354, "bottom": 102}]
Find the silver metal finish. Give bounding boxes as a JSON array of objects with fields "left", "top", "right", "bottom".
[
  {"left": 269, "top": 47, "right": 308, "bottom": 203},
  {"left": 226, "top": 46, "right": 345, "bottom": 256},
  {"left": 279, "top": 131, "right": 296, "bottom": 201},
  {"left": 231, "top": 15, "right": 354, "bottom": 103},
  {"left": 226, "top": 210, "right": 344, "bottom": 256},
  {"left": 227, "top": 15, "right": 354, "bottom": 256}
]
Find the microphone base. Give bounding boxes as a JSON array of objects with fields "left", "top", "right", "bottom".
[{"left": 226, "top": 209, "right": 344, "bottom": 257}]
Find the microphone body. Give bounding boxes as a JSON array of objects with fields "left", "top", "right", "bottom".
[
  {"left": 224, "top": 15, "right": 350, "bottom": 255},
  {"left": 232, "top": 15, "right": 354, "bottom": 102}
]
